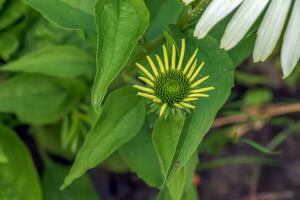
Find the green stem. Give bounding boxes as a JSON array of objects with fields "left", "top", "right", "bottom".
[
  {"left": 144, "top": 35, "right": 166, "bottom": 52},
  {"left": 176, "top": 0, "right": 212, "bottom": 30}
]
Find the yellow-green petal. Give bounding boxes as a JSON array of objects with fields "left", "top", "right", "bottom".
[
  {"left": 179, "top": 102, "right": 195, "bottom": 109},
  {"left": 146, "top": 56, "right": 159, "bottom": 77},
  {"left": 188, "top": 93, "right": 209, "bottom": 98},
  {"left": 159, "top": 103, "right": 168, "bottom": 116},
  {"left": 136, "top": 63, "right": 155, "bottom": 81},
  {"left": 155, "top": 54, "right": 165, "bottom": 73},
  {"left": 163, "top": 45, "right": 169, "bottom": 71},
  {"left": 177, "top": 39, "right": 186, "bottom": 70},
  {"left": 191, "top": 76, "right": 209, "bottom": 88},
  {"left": 133, "top": 85, "right": 155, "bottom": 94},
  {"left": 186, "top": 59, "right": 197, "bottom": 79},
  {"left": 138, "top": 76, "right": 155, "bottom": 87},
  {"left": 171, "top": 44, "right": 176, "bottom": 69},
  {"left": 183, "top": 48, "right": 198, "bottom": 74},
  {"left": 191, "top": 86, "right": 215, "bottom": 93}
]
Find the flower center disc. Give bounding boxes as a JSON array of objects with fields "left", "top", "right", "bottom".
[{"left": 154, "top": 70, "right": 190, "bottom": 106}]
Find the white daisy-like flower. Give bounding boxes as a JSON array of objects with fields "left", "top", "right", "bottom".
[{"left": 193, "top": 0, "right": 300, "bottom": 78}]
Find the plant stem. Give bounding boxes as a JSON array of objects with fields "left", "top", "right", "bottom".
[
  {"left": 213, "top": 102, "right": 300, "bottom": 128},
  {"left": 144, "top": 35, "right": 166, "bottom": 52}
]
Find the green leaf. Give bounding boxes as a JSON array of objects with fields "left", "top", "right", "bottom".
[
  {"left": 0, "top": 9, "right": 30, "bottom": 60},
  {"left": 0, "top": 145, "right": 8, "bottom": 163},
  {"left": 2, "top": 45, "right": 94, "bottom": 78},
  {"left": 167, "top": 167, "right": 186, "bottom": 200},
  {"left": 152, "top": 115, "right": 185, "bottom": 179},
  {"left": 0, "top": 0, "right": 6, "bottom": 11},
  {"left": 0, "top": 124, "right": 42, "bottom": 200},
  {"left": 61, "top": 86, "right": 146, "bottom": 189},
  {"left": 60, "top": 0, "right": 97, "bottom": 14},
  {"left": 119, "top": 122, "right": 163, "bottom": 187},
  {"left": 145, "top": 0, "right": 182, "bottom": 39},
  {"left": 198, "top": 129, "right": 229, "bottom": 155},
  {"left": 0, "top": 74, "right": 86, "bottom": 125},
  {"left": 228, "top": 33, "right": 255, "bottom": 66},
  {"left": 0, "top": 75, "right": 65, "bottom": 113},
  {"left": 240, "top": 139, "right": 279, "bottom": 155},
  {"left": 181, "top": 184, "right": 198, "bottom": 200},
  {"left": 243, "top": 89, "right": 273, "bottom": 107},
  {"left": 235, "top": 71, "right": 268, "bottom": 86},
  {"left": 157, "top": 154, "right": 198, "bottom": 200},
  {"left": 42, "top": 161, "right": 99, "bottom": 200},
  {"left": 22, "top": 0, "right": 96, "bottom": 43},
  {"left": 101, "top": 152, "right": 129, "bottom": 173},
  {"left": 167, "top": 32, "right": 235, "bottom": 181},
  {"left": 92, "top": 0, "right": 149, "bottom": 111},
  {"left": 0, "top": 32, "right": 19, "bottom": 60},
  {"left": 33, "top": 125, "right": 74, "bottom": 160},
  {"left": 0, "top": 0, "right": 28, "bottom": 30},
  {"left": 181, "top": 153, "right": 199, "bottom": 200}
]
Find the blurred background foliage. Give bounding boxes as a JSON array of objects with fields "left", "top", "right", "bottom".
[{"left": 0, "top": 0, "right": 299, "bottom": 200}]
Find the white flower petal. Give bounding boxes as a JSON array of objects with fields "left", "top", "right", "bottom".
[
  {"left": 220, "top": 0, "right": 270, "bottom": 50},
  {"left": 182, "top": 0, "right": 194, "bottom": 5},
  {"left": 193, "top": 0, "right": 244, "bottom": 39},
  {"left": 281, "top": 0, "right": 300, "bottom": 78},
  {"left": 253, "top": 0, "right": 292, "bottom": 63}
]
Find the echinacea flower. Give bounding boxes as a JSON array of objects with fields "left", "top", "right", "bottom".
[
  {"left": 133, "top": 39, "right": 215, "bottom": 117},
  {"left": 193, "top": 0, "right": 300, "bottom": 78}
]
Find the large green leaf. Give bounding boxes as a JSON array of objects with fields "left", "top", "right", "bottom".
[
  {"left": 166, "top": 167, "right": 186, "bottom": 200},
  {"left": 0, "top": 0, "right": 28, "bottom": 30},
  {"left": 157, "top": 154, "right": 198, "bottom": 200},
  {"left": 0, "top": 146, "right": 8, "bottom": 163},
  {"left": 145, "top": 0, "right": 182, "bottom": 39},
  {"left": 0, "top": 0, "right": 6, "bottom": 11},
  {"left": 61, "top": 0, "right": 97, "bottom": 14},
  {"left": 181, "top": 153, "right": 199, "bottom": 200},
  {"left": 2, "top": 46, "right": 94, "bottom": 78},
  {"left": 19, "top": 17, "right": 93, "bottom": 56},
  {"left": 152, "top": 115, "right": 185, "bottom": 178},
  {"left": 62, "top": 86, "right": 146, "bottom": 189},
  {"left": 152, "top": 114, "right": 187, "bottom": 199},
  {"left": 0, "top": 7, "right": 29, "bottom": 60},
  {"left": 92, "top": 0, "right": 149, "bottom": 111},
  {"left": 42, "top": 161, "right": 99, "bottom": 200},
  {"left": 0, "top": 124, "right": 42, "bottom": 200},
  {"left": 101, "top": 152, "right": 129, "bottom": 173},
  {"left": 0, "top": 74, "right": 86, "bottom": 125},
  {"left": 0, "top": 31, "right": 19, "bottom": 60},
  {"left": 22, "top": 0, "right": 96, "bottom": 43},
  {"left": 167, "top": 32, "right": 235, "bottom": 182},
  {"left": 119, "top": 122, "right": 163, "bottom": 188}
]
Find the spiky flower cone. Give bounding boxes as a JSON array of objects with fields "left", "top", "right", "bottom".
[{"left": 134, "top": 38, "right": 215, "bottom": 117}]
